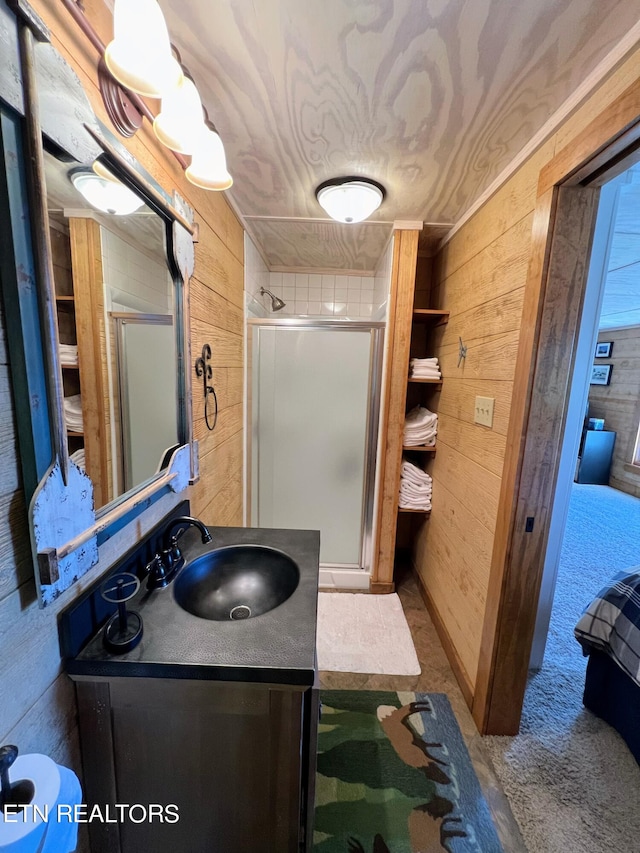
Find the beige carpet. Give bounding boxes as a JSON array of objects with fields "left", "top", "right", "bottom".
[
  {"left": 316, "top": 592, "right": 421, "bottom": 675},
  {"left": 485, "top": 485, "right": 640, "bottom": 853}
]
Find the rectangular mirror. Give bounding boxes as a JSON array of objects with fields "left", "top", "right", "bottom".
[
  {"left": 44, "top": 149, "right": 179, "bottom": 509},
  {"left": 0, "top": 19, "right": 197, "bottom": 604}
]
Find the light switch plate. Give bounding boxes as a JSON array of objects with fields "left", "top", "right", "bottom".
[{"left": 474, "top": 396, "right": 495, "bottom": 427}]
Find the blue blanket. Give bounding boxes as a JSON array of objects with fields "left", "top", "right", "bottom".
[{"left": 575, "top": 568, "right": 640, "bottom": 687}]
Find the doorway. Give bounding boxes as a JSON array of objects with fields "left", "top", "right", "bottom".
[
  {"left": 474, "top": 84, "right": 640, "bottom": 736},
  {"left": 529, "top": 170, "right": 630, "bottom": 671}
]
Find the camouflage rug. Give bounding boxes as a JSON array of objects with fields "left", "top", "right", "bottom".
[{"left": 314, "top": 691, "right": 503, "bottom": 853}]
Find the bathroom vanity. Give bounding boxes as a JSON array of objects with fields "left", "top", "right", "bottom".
[{"left": 62, "top": 509, "right": 320, "bottom": 853}]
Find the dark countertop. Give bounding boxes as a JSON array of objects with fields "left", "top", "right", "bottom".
[{"left": 67, "top": 526, "right": 320, "bottom": 687}]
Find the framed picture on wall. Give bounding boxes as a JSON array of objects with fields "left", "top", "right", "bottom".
[
  {"left": 590, "top": 364, "right": 613, "bottom": 385},
  {"left": 595, "top": 341, "right": 613, "bottom": 357}
]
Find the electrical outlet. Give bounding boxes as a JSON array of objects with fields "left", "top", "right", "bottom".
[{"left": 474, "top": 396, "right": 495, "bottom": 427}]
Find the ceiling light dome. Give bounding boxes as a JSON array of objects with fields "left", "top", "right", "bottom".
[
  {"left": 315, "top": 177, "right": 385, "bottom": 224},
  {"left": 70, "top": 169, "right": 144, "bottom": 216}
]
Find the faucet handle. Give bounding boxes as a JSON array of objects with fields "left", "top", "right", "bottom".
[
  {"left": 162, "top": 537, "right": 184, "bottom": 577},
  {"left": 145, "top": 554, "right": 169, "bottom": 590}
]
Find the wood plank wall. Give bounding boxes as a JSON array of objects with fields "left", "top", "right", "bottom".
[
  {"left": 589, "top": 328, "right": 640, "bottom": 497},
  {"left": 414, "top": 45, "right": 640, "bottom": 695},
  {"left": 0, "top": 0, "right": 244, "bottom": 805}
]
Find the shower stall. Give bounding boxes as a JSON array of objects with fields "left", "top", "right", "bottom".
[{"left": 249, "top": 319, "right": 385, "bottom": 587}]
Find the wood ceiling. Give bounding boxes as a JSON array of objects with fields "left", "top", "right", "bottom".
[{"left": 162, "top": 0, "right": 640, "bottom": 272}]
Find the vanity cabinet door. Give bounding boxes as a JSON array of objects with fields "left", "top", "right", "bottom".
[{"left": 77, "top": 678, "right": 307, "bottom": 853}]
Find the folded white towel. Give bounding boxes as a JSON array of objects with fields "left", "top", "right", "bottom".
[
  {"left": 64, "top": 394, "right": 82, "bottom": 412},
  {"left": 410, "top": 357, "right": 441, "bottom": 377},
  {"left": 411, "top": 357, "right": 439, "bottom": 366},
  {"left": 59, "top": 344, "right": 79, "bottom": 366},
  {"left": 403, "top": 406, "right": 438, "bottom": 446},
  {"left": 401, "top": 484, "right": 432, "bottom": 499},
  {"left": 405, "top": 405, "right": 437, "bottom": 426},
  {"left": 64, "top": 394, "right": 83, "bottom": 431},
  {"left": 398, "top": 494, "right": 432, "bottom": 510},
  {"left": 400, "top": 485, "right": 432, "bottom": 498},
  {"left": 403, "top": 435, "right": 437, "bottom": 447},
  {"left": 401, "top": 459, "right": 432, "bottom": 485},
  {"left": 412, "top": 371, "right": 442, "bottom": 379},
  {"left": 399, "top": 458, "right": 433, "bottom": 509},
  {"left": 404, "top": 436, "right": 436, "bottom": 448},
  {"left": 70, "top": 448, "right": 86, "bottom": 471}
]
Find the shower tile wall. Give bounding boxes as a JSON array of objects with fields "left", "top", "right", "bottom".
[
  {"left": 372, "top": 238, "right": 393, "bottom": 321},
  {"left": 267, "top": 272, "right": 387, "bottom": 319},
  {"left": 244, "top": 235, "right": 269, "bottom": 317},
  {"left": 244, "top": 234, "right": 393, "bottom": 320}
]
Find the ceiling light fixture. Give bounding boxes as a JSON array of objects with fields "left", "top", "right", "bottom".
[
  {"left": 70, "top": 169, "right": 144, "bottom": 216},
  {"left": 185, "top": 128, "right": 233, "bottom": 191},
  {"left": 315, "top": 177, "right": 385, "bottom": 224}
]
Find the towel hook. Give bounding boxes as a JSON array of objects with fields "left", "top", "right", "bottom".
[
  {"left": 457, "top": 336, "right": 467, "bottom": 368},
  {"left": 194, "top": 344, "right": 218, "bottom": 431}
]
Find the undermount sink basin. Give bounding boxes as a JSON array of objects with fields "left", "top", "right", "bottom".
[{"left": 173, "top": 544, "right": 300, "bottom": 621}]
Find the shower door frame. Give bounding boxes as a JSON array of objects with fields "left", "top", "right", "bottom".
[{"left": 248, "top": 318, "right": 385, "bottom": 581}]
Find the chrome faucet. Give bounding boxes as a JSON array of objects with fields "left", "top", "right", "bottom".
[{"left": 146, "top": 516, "right": 212, "bottom": 590}]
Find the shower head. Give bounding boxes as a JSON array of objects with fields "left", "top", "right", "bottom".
[{"left": 260, "top": 287, "right": 286, "bottom": 312}]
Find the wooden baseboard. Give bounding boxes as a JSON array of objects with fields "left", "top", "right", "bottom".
[
  {"left": 412, "top": 566, "right": 474, "bottom": 709},
  {"left": 369, "top": 581, "right": 395, "bottom": 594}
]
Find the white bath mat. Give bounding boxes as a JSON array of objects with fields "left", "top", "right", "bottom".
[{"left": 316, "top": 592, "right": 421, "bottom": 675}]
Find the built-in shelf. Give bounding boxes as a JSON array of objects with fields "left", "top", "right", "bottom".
[
  {"left": 398, "top": 507, "right": 431, "bottom": 514},
  {"left": 67, "top": 429, "right": 84, "bottom": 437},
  {"left": 412, "top": 309, "right": 449, "bottom": 325},
  {"left": 403, "top": 444, "right": 437, "bottom": 452},
  {"left": 407, "top": 377, "right": 442, "bottom": 385},
  {"left": 56, "top": 295, "right": 75, "bottom": 302},
  {"left": 61, "top": 363, "right": 79, "bottom": 369}
]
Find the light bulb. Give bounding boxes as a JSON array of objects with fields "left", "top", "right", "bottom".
[
  {"left": 105, "top": 0, "right": 183, "bottom": 98},
  {"left": 154, "top": 77, "right": 206, "bottom": 154},
  {"left": 185, "top": 129, "right": 233, "bottom": 191}
]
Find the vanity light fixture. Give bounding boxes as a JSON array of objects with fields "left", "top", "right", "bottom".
[
  {"left": 104, "top": 0, "right": 183, "bottom": 98},
  {"left": 185, "top": 128, "right": 233, "bottom": 191},
  {"left": 70, "top": 169, "right": 144, "bottom": 216},
  {"left": 153, "top": 76, "right": 206, "bottom": 154},
  {"left": 63, "top": 0, "right": 233, "bottom": 193},
  {"left": 315, "top": 177, "right": 385, "bottom": 224}
]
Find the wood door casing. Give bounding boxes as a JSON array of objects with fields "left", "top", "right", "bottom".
[{"left": 475, "top": 77, "right": 640, "bottom": 735}]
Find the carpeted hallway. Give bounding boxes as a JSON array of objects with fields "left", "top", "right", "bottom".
[{"left": 484, "top": 484, "right": 640, "bottom": 852}]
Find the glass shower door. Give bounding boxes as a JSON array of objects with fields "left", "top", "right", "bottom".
[{"left": 252, "top": 323, "right": 381, "bottom": 569}]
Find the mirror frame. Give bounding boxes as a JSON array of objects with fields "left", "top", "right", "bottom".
[{"left": 0, "top": 4, "right": 198, "bottom": 605}]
